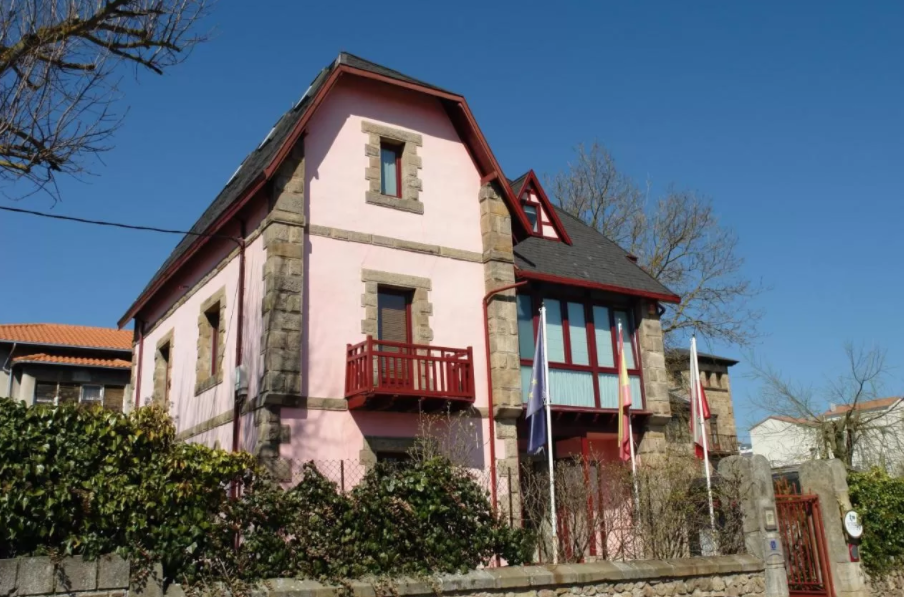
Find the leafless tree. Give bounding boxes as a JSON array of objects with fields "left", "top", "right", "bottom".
[
  {"left": 0, "top": 0, "right": 211, "bottom": 200},
  {"left": 751, "top": 343, "right": 904, "bottom": 469},
  {"left": 548, "top": 141, "right": 764, "bottom": 348}
]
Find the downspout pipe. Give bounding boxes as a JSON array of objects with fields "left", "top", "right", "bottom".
[
  {"left": 3, "top": 342, "right": 17, "bottom": 398},
  {"left": 482, "top": 280, "right": 528, "bottom": 510},
  {"left": 232, "top": 220, "right": 247, "bottom": 456}
]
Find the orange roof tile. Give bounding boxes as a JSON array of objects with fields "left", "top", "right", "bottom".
[
  {"left": 821, "top": 397, "right": 902, "bottom": 417},
  {"left": 0, "top": 323, "right": 131, "bottom": 350},
  {"left": 12, "top": 353, "right": 131, "bottom": 369}
]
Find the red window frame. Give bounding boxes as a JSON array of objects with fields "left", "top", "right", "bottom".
[
  {"left": 380, "top": 141, "right": 403, "bottom": 198},
  {"left": 518, "top": 290, "right": 645, "bottom": 410},
  {"left": 520, "top": 191, "right": 544, "bottom": 237}
]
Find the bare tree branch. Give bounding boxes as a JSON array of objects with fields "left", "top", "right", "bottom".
[
  {"left": 750, "top": 343, "right": 902, "bottom": 469},
  {"left": 548, "top": 141, "right": 765, "bottom": 348},
  {"left": 0, "top": 0, "right": 212, "bottom": 201}
]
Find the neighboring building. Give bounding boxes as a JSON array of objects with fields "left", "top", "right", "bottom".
[
  {"left": 665, "top": 349, "right": 740, "bottom": 459},
  {"left": 119, "top": 53, "right": 680, "bottom": 489},
  {"left": 749, "top": 415, "right": 820, "bottom": 468},
  {"left": 750, "top": 397, "right": 904, "bottom": 472},
  {"left": 0, "top": 323, "right": 132, "bottom": 410}
]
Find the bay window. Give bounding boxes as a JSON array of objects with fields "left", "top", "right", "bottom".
[{"left": 517, "top": 293, "right": 644, "bottom": 410}]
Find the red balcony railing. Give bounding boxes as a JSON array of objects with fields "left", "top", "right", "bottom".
[{"left": 345, "top": 336, "right": 475, "bottom": 411}]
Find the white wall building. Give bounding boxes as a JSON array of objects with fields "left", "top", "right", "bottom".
[{"left": 750, "top": 397, "right": 904, "bottom": 472}]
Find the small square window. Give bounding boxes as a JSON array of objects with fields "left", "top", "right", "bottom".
[
  {"left": 523, "top": 205, "right": 539, "bottom": 232},
  {"left": 81, "top": 385, "right": 103, "bottom": 403},
  {"left": 380, "top": 142, "right": 402, "bottom": 197}
]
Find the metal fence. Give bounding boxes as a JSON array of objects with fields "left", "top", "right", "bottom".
[{"left": 289, "top": 454, "right": 746, "bottom": 565}]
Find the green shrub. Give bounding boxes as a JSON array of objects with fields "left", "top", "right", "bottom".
[
  {"left": 1, "top": 398, "right": 532, "bottom": 584},
  {"left": 848, "top": 468, "right": 904, "bottom": 576},
  {"left": 202, "top": 458, "right": 534, "bottom": 583},
  {"left": 0, "top": 398, "right": 254, "bottom": 580}
]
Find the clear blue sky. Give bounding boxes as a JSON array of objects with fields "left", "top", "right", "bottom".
[{"left": 2, "top": 1, "right": 903, "bottom": 437}]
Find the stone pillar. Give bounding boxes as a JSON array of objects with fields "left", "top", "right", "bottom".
[
  {"left": 718, "top": 455, "right": 790, "bottom": 597},
  {"left": 635, "top": 301, "right": 670, "bottom": 458},
  {"left": 255, "top": 140, "right": 305, "bottom": 480},
  {"left": 479, "top": 181, "right": 521, "bottom": 518},
  {"left": 799, "top": 459, "right": 868, "bottom": 597}
]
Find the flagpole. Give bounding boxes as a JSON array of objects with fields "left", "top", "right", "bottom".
[
  {"left": 541, "top": 305, "right": 558, "bottom": 564},
  {"left": 691, "top": 335, "right": 717, "bottom": 542},
  {"left": 619, "top": 322, "right": 641, "bottom": 515}
]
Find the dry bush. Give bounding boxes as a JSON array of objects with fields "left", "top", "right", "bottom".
[{"left": 520, "top": 447, "right": 746, "bottom": 563}]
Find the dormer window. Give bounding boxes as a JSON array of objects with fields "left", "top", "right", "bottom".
[
  {"left": 523, "top": 204, "right": 539, "bottom": 232},
  {"left": 380, "top": 141, "right": 402, "bottom": 197}
]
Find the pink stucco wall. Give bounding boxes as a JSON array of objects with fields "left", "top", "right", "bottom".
[
  {"left": 135, "top": 231, "right": 266, "bottom": 448},
  {"left": 305, "top": 77, "right": 484, "bottom": 254},
  {"left": 281, "top": 77, "right": 497, "bottom": 466}
]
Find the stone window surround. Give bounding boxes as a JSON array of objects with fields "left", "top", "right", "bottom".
[
  {"left": 195, "top": 287, "right": 226, "bottom": 395},
  {"left": 359, "top": 436, "right": 418, "bottom": 468},
  {"left": 362, "top": 120, "right": 423, "bottom": 215},
  {"left": 360, "top": 269, "right": 432, "bottom": 345},
  {"left": 152, "top": 330, "right": 174, "bottom": 407}
]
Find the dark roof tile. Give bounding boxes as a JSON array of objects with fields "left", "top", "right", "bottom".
[{"left": 513, "top": 207, "right": 678, "bottom": 300}]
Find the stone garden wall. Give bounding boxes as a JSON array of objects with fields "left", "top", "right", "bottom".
[{"left": 0, "top": 554, "right": 766, "bottom": 597}]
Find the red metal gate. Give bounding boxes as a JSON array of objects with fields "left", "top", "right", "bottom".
[{"left": 775, "top": 494, "right": 835, "bottom": 597}]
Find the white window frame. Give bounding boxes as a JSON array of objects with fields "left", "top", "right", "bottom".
[{"left": 80, "top": 384, "right": 104, "bottom": 404}]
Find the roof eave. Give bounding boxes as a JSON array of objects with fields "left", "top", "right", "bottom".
[
  {"left": 119, "top": 61, "right": 533, "bottom": 328},
  {"left": 12, "top": 360, "right": 130, "bottom": 371},
  {"left": 516, "top": 269, "right": 681, "bottom": 304},
  {"left": 0, "top": 339, "right": 132, "bottom": 352}
]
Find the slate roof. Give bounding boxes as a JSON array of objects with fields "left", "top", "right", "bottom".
[
  {"left": 0, "top": 324, "right": 132, "bottom": 350},
  {"left": 508, "top": 173, "right": 529, "bottom": 197},
  {"left": 513, "top": 207, "right": 679, "bottom": 301},
  {"left": 12, "top": 353, "right": 131, "bottom": 369},
  {"left": 123, "top": 53, "right": 454, "bottom": 323}
]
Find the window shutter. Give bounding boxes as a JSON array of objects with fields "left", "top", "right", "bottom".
[
  {"left": 104, "top": 386, "right": 125, "bottom": 411},
  {"left": 378, "top": 292, "right": 409, "bottom": 344}
]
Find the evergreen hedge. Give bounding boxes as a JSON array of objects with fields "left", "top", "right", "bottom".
[
  {"left": 848, "top": 468, "right": 904, "bottom": 577},
  {"left": 0, "top": 398, "right": 533, "bottom": 583}
]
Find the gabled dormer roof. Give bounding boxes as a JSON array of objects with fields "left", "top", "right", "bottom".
[
  {"left": 119, "top": 52, "right": 533, "bottom": 327},
  {"left": 508, "top": 170, "right": 572, "bottom": 245}
]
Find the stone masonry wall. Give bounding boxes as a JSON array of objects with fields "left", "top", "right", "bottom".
[
  {"left": 169, "top": 555, "right": 765, "bottom": 597},
  {"left": 254, "top": 138, "right": 306, "bottom": 480},
  {"left": 0, "top": 555, "right": 147, "bottom": 597},
  {"left": 634, "top": 302, "right": 670, "bottom": 459},
  {"left": 478, "top": 181, "right": 521, "bottom": 524},
  {"left": 867, "top": 570, "right": 904, "bottom": 597},
  {"left": 1, "top": 555, "right": 765, "bottom": 597}
]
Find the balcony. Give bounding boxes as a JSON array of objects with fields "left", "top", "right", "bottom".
[
  {"left": 709, "top": 434, "right": 740, "bottom": 455},
  {"left": 345, "top": 336, "right": 476, "bottom": 412}
]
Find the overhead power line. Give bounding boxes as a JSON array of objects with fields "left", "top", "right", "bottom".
[{"left": 0, "top": 205, "right": 241, "bottom": 241}]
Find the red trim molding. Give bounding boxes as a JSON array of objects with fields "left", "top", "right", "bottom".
[
  {"left": 120, "top": 61, "right": 536, "bottom": 327},
  {"left": 516, "top": 170, "right": 573, "bottom": 245},
  {"left": 517, "top": 270, "right": 681, "bottom": 304}
]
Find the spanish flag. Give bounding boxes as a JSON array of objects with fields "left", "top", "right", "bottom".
[{"left": 617, "top": 325, "right": 633, "bottom": 462}]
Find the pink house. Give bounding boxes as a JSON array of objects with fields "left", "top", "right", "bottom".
[{"left": 119, "top": 54, "right": 679, "bottom": 502}]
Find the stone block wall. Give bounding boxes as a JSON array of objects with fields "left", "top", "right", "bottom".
[
  {"left": 635, "top": 302, "right": 670, "bottom": 459},
  {"left": 1, "top": 554, "right": 766, "bottom": 597},
  {"left": 867, "top": 570, "right": 904, "bottom": 597},
  {"left": 166, "top": 555, "right": 765, "bottom": 597},
  {"left": 0, "top": 555, "right": 153, "bottom": 597}
]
